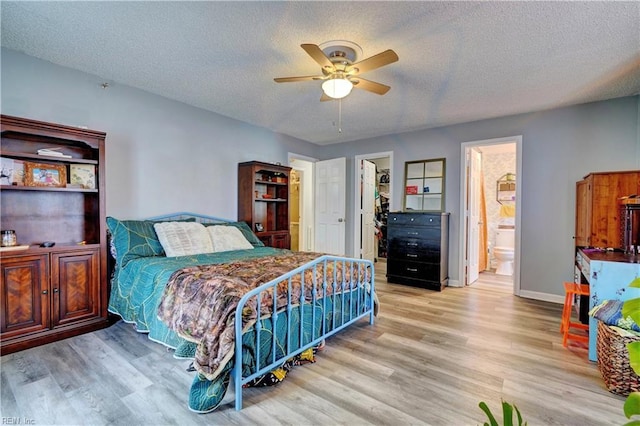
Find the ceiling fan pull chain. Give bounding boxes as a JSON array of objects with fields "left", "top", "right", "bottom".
[{"left": 338, "top": 98, "right": 343, "bottom": 133}]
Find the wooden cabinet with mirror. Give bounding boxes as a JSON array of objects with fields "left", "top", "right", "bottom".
[{"left": 403, "top": 158, "right": 445, "bottom": 212}]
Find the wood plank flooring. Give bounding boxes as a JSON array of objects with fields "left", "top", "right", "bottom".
[{"left": 1, "top": 263, "right": 626, "bottom": 425}]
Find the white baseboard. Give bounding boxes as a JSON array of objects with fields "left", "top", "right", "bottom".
[
  {"left": 448, "top": 279, "right": 462, "bottom": 288},
  {"left": 518, "top": 290, "right": 564, "bottom": 305}
]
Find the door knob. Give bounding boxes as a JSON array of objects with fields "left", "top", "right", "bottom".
[{"left": 338, "top": 218, "right": 344, "bottom": 222}]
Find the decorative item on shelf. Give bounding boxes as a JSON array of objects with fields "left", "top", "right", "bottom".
[
  {"left": 255, "top": 223, "right": 264, "bottom": 232},
  {"left": 23, "top": 162, "right": 67, "bottom": 188},
  {"left": 69, "top": 164, "right": 96, "bottom": 189},
  {"left": 36, "top": 147, "right": 72, "bottom": 158},
  {"left": 1, "top": 230, "right": 17, "bottom": 247},
  {"left": 0, "top": 158, "right": 12, "bottom": 185},
  {"left": 273, "top": 173, "right": 287, "bottom": 183},
  {"left": 0, "top": 157, "right": 24, "bottom": 186},
  {"left": 262, "top": 194, "right": 273, "bottom": 199}
]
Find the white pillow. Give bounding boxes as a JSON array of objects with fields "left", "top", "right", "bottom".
[
  {"left": 153, "top": 222, "right": 213, "bottom": 257},
  {"left": 208, "top": 225, "right": 254, "bottom": 252}
]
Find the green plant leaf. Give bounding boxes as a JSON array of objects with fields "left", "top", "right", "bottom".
[
  {"left": 624, "top": 392, "right": 640, "bottom": 418},
  {"left": 622, "top": 298, "right": 640, "bottom": 325},
  {"left": 514, "top": 404, "right": 527, "bottom": 426},
  {"left": 629, "top": 342, "right": 640, "bottom": 375},
  {"left": 479, "top": 401, "right": 499, "bottom": 426},
  {"left": 628, "top": 278, "right": 640, "bottom": 288},
  {"left": 502, "top": 400, "right": 514, "bottom": 426}
]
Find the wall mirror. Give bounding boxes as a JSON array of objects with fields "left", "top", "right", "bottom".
[{"left": 403, "top": 158, "right": 445, "bottom": 212}]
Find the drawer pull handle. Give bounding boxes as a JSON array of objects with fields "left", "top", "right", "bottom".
[
  {"left": 407, "top": 242, "right": 418, "bottom": 247},
  {"left": 407, "top": 253, "right": 418, "bottom": 258},
  {"left": 408, "top": 232, "right": 419, "bottom": 235},
  {"left": 406, "top": 268, "right": 418, "bottom": 272}
]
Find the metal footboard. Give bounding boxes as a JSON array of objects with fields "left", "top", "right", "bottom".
[{"left": 232, "top": 255, "right": 375, "bottom": 410}]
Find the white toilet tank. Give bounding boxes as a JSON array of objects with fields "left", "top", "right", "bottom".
[{"left": 495, "top": 228, "right": 515, "bottom": 248}]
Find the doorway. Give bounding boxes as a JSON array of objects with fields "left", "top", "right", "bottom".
[
  {"left": 459, "top": 136, "right": 522, "bottom": 295},
  {"left": 289, "top": 154, "right": 348, "bottom": 256},
  {"left": 289, "top": 155, "right": 316, "bottom": 252},
  {"left": 354, "top": 151, "right": 393, "bottom": 260}
]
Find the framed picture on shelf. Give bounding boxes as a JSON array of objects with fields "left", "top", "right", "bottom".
[
  {"left": 255, "top": 223, "right": 264, "bottom": 232},
  {"left": 24, "top": 162, "right": 67, "bottom": 188},
  {"left": 70, "top": 164, "right": 96, "bottom": 189}
]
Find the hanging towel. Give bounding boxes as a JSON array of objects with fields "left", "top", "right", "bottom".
[{"left": 499, "top": 204, "right": 516, "bottom": 217}]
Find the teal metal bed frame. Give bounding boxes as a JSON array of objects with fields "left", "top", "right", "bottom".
[{"left": 145, "top": 212, "right": 376, "bottom": 411}]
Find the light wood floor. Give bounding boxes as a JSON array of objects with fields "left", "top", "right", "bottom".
[{"left": 1, "top": 263, "right": 625, "bottom": 425}]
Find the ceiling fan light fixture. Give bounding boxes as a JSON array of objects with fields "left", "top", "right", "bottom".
[{"left": 322, "top": 77, "right": 353, "bottom": 99}]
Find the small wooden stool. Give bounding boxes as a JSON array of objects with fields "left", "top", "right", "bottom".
[{"left": 561, "top": 282, "right": 590, "bottom": 347}]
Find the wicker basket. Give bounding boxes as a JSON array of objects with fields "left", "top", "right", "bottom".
[{"left": 596, "top": 321, "right": 640, "bottom": 396}]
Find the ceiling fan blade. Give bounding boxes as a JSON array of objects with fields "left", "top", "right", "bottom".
[
  {"left": 320, "top": 92, "right": 333, "bottom": 102},
  {"left": 301, "top": 44, "right": 336, "bottom": 72},
  {"left": 351, "top": 77, "right": 391, "bottom": 95},
  {"left": 347, "top": 49, "right": 399, "bottom": 75},
  {"left": 274, "top": 75, "right": 324, "bottom": 83}
]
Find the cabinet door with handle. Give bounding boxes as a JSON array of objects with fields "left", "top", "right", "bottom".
[
  {"left": 0, "top": 254, "right": 50, "bottom": 339},
  {"left": 51, "top": 249, "right": 100, "bottom": 327}
]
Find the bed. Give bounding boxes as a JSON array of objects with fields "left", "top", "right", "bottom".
[{"left": 106, "top": 212, "right": 376, "bottom": 412}]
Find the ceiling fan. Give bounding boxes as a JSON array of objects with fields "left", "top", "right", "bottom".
[{"left": 274, "top": 41, "right": 399, "bottom": 101}]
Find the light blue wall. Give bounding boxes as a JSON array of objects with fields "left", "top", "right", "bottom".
[
  {"left": 1, "top": 48, "right": 320, "bottom": 219},
  {"left": 319, "top": 96, "right": 640, "bottom": 296},
  {"left": 3, "top": 48, "right": 638, "bottom": 297}
]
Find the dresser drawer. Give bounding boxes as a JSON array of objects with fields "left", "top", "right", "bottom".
[
  {"left": 388, "top": 247, "right": 441, "bottom": 262},
  {"left": 388, "top": 225, "right": 441, "bottom": 241},
  {"left": 388, "top": 213, "right": 441, "bottom": 227},
  {"left": 387, "top": 239, "right": 440, "bottom": 262},
  {"left": 387, "top": 260, "right": 441, "bottom": 282}
]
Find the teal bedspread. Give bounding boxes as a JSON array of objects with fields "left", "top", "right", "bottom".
[{"left": 108, "top": 247, "right": 285, "bottom": 348}]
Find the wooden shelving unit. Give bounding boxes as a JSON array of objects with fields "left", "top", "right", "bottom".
[
  {"left": 238, "top": 161, "right": 291, "bottom": 249},
  {"left": 0, "top": 115, "right": 109, "bottom": 354}
]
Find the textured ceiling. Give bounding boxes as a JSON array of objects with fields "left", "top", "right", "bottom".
[{"left": 2, "top": 1, "right": 639, "bottom": 145}]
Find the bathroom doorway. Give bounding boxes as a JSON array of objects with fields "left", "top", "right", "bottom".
[{"left": 459, "top": 136, "right": 522, "bottom": 295}]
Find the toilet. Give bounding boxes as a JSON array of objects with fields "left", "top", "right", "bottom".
[{"left": 494, "top": 228, "right": 515, "bottom": 276}]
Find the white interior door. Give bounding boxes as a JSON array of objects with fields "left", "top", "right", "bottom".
[
  {"left": 361, "top": 160, "right": 376, "bottom": 262},
  {"left": 314, "top": 157, "right": 346, "bottom": 255},
  {"left": 467, "top": 148, "right": 482, "bottom": 284}
]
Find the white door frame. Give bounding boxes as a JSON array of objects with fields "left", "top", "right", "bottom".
[
  {"left": 288, "top": 153, "right": 318, "bottom": 252},
  {"left": 467, "top": 147, "right": 482, "bottom": 284},
  {"left": 353, "top": 151, "right": 394, "bottom": 258},
  {"left": 360, "top": 159, "right": 377, "bottom": 262},
  {"left": 458, "top": 136, "right": 522, "bottom": 295}
]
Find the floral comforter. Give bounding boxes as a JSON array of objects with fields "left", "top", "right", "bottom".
[{"left": 157, "top": 251, "right": 369, "bottom": 381}]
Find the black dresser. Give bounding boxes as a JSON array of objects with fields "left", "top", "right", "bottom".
[{"left": 386, "top": 212, "right": 449, "bottom": 291}]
